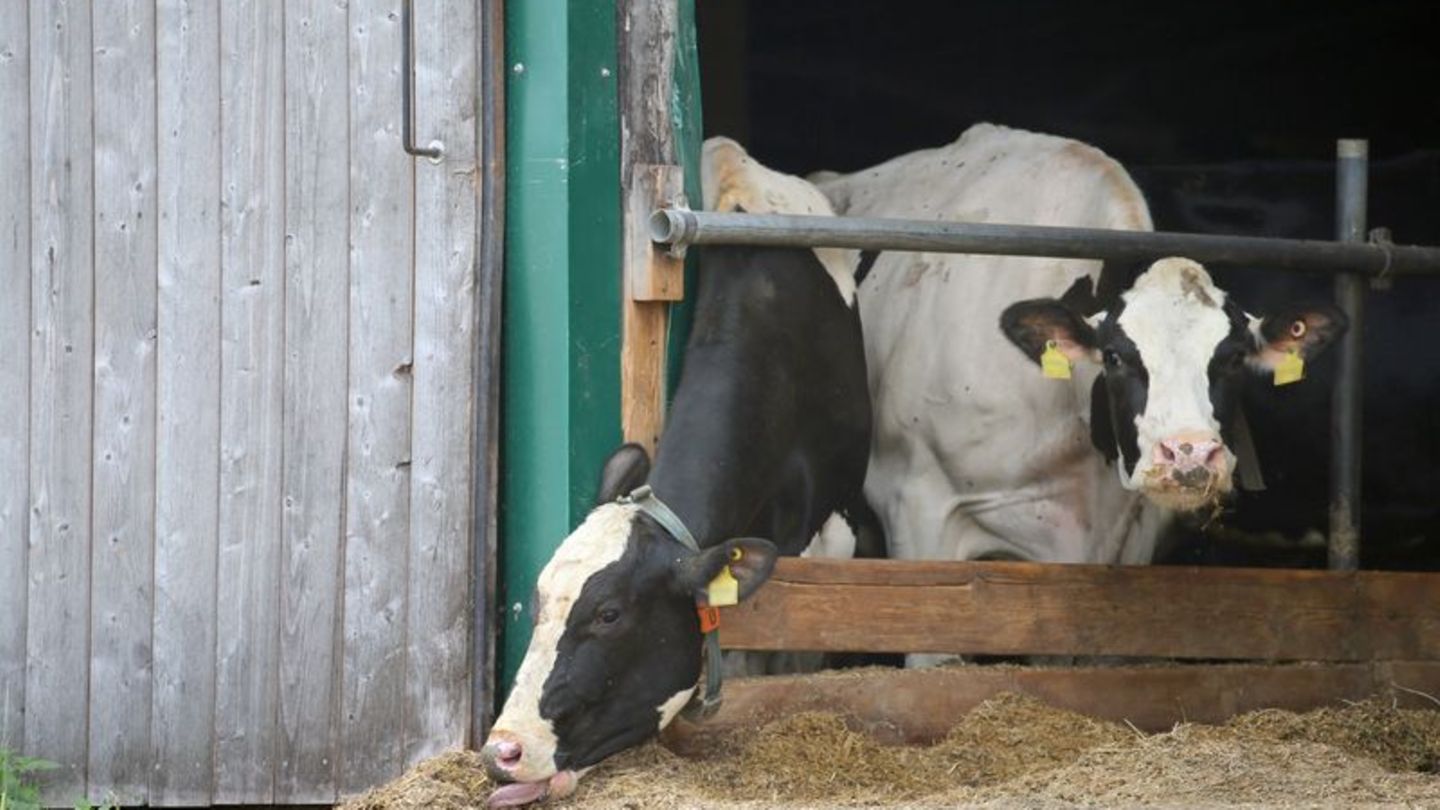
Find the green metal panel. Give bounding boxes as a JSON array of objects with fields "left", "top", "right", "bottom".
[{"left": 500, "top": 0, "right": 621, "bottom": 692}]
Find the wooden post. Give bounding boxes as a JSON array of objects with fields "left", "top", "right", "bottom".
[{"left": 619, "top": 0, "right": 687, "bottom": 454}]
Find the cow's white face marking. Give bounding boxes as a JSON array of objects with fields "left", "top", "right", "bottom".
[
  {"left": 1114, "top": 258, "right": 1236, "bottom": 494},
  {"left": 489, "top": 502, "right": 639, "bottom": 783},
  {"left": 702, "top": 137, "right": 858, "bottom": 306}
]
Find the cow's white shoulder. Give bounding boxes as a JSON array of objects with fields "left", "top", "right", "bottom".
[
  {"left": 820, "top": 124, "right": 1168, "bottom": 566},
  {"left": 702, "top": 137, "right": 857, "bottom": 306},
  {"left": 813, "top": 123, "right": 1151, "bottom": 232}
]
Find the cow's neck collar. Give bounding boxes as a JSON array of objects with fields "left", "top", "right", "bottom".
[
  {"left": 623, "top": 484, "right": 699, "bottom": 552},
  {"left": 616, "top": 485, "right": 724, "bottom": 720}
]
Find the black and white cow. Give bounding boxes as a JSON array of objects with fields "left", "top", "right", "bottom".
[
  {"left": 1132, "top": 153, "right": 1440, "bottom": 565},
  {"left": 478, "top": 138, "right": 870, "bottom": 806},
  {"left": 814, "top": 123, "right": 1346, "bottom": 571},
  {"left": 1001, "top": 255, "right": 1347, "bottom": 512}
]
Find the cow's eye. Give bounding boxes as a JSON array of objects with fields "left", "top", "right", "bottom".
[
  {"left": 596, "top": 607, "right": 620, "bottom": 625},
  {"left": 1102, "top": 349, "right": 1122, "bottom": 369}
]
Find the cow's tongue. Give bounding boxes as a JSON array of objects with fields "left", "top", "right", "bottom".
[
  {"left": 486, "top": 770, "right": 579, "bottom": 808},
  {"left": 486, "top": 780, "right": 548, "bottom": 808}
]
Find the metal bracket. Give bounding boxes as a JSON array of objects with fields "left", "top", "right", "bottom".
[
  {"left": 401, "top": 0, "right": 445, "bottom": 160},
  {"left": 1369, "top": 227, "right": 1395, "bottom": 291}
]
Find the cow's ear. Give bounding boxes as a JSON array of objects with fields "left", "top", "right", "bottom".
[
  {"left": 1000, "top": 298, "right": 1100, "bottom": 365},
  {"left": 596, "top": 443, "right": 651, "bottom": 504},
  {"left": 1247, "top": 302, "right": 1349, "bottom": 371},
  {"left": 674, "top": 538, "right": 778, "bottom": 603}
]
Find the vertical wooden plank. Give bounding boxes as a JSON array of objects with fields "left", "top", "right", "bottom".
[
  {"left": 470, "top": 0, "right": 506, "bottom": 746},
  {"left": 405, "top": 0, "right": 478, "bottom": 766},
  {"left": 620, "top": 164, "right": 684, "bottom": 453},
  {"left": 214, "top": 0, "right": 285, "bottom": 802},
  {"left": 618, "top": 0, "right": 681, "bottom": 454},
  {"left": 26, "top": 0, "right": 94, "bottom": 800},
  {"left": 0, "top": 1, "right": 30, "bottom": 755},
  {"left": 277, "top": 0, "right": 350, "bottom": 802},
  {"left": 340, "top": 0, "right": 415, "bottom": 795},
  {"left": 88, "top": 1, "right": 158, "bottom": 803},
  {"left": 151, "top": 0, "right": 222, "bottom": 804}
]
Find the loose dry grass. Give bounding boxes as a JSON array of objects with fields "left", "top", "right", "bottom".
[
  {"left": 342, "top": 749, "right": 492, "bottom": 810},
  {"left": 342, "top": 693, "right": 1440, "bottom": 809}
]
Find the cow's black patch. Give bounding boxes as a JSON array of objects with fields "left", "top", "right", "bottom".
[
  {"left": 1092, "top": 306, "right": 1147, "bottom": 476},
  {"left": 654, "top": 244, "right": 871, "bottom": 550},
  {"left": 855, "top": 250, "right": 881, "bottom": 285},
  {"left": 1206, "top": 299, "right": 1257, "bottom": 447}
]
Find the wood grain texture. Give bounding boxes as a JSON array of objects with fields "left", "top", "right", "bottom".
[
  {"left": 214, "top": 0, "right": 286, "bottom": 801},
  {"left": 662, "top": 662, "right": 1440, "bottom": 752},
  {"left": 340, "top": 0, "right": 415, "bottom": 795},
  {"left": 277, "top": 0, "right": 351, "bottom": 801},
  {"left": 625, "top": 165, "right": 685, "bottom": 302},
  {"left": 88, "top": 1, "right": 159, "bottom": 803},
  {"left": 719, "top": 558, "right": 1440, "bottom": 662},
  {"left": 403, "top": 0, "right": 478, "bottom": 768},
  {"left": 470, "top": 0, "right": 506, "bottom": 747},
  {"left": 620, "top": 166, "right": 683, "bottom": 453},
  {"left": 620, "top": 301, "right": 668, "bottom": 454},
  {"left": 0, "top": 0, "right": 30, "bottom": 756},
  {"left": 7, "top": 0, "right": 485, "bottom": 800},
  {"left": 151, "top": 0, "right": 222, "bottom": 803},
  {"left": 25, "top": 0, "right": 94, "bottom": 800},
  {"left": 618, "top": 1, "right": 683, "bottom": 454}
]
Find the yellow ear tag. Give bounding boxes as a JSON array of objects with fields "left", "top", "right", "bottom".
[
  {"left": 707, "top": 566, "right": 739, "bottom": 607},
  {"left": 1274, "top": 349, "right": 1304, "bottom": 386},
  {"left": 1040, "top": 340, "right": 1072, "bottom": 380}
]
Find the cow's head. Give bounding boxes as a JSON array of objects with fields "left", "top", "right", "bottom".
[
  {"left": 480, "top": 444, "right": 778, "bottom": 807},
  {"left": 1001, "top": 257, "right": 1347, "bottom": 512}
]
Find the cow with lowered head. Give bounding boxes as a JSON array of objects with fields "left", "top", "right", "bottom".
[{"left": 478, "top": 137, "right": 870, "bottom": 806}]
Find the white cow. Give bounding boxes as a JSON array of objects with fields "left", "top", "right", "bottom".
[{"left": 815, "top": 123, "right": 1344, "bottom": 568}]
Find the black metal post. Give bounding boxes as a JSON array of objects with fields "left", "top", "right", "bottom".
[{"left": 1330, "top": 139, "right": 1367, "bottom": 570}]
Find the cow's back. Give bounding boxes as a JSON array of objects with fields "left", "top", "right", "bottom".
[{"left": 817, "top": 124, "right": 1168, "bottom": 564}]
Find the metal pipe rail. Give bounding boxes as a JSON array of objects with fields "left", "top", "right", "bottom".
[{"left": 649, "top": 208, "right": 1440, "bottom": 277}]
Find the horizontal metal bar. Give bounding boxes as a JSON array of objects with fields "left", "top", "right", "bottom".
[{"left": 650, "top": 209, "right": 1440, "bottom": 277}]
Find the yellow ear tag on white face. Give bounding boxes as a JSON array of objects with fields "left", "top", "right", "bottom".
[
  {"left": 1274, "top": 349, "right": 1305, "bottom": 386},
  {"left": 1040, "top": 340, "right": 1072, "bottom": 380},
  {"left": 707, "top": 566, "right": 739, "bottom": 607}
]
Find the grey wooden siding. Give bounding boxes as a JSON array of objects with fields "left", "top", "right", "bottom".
[{"left": 0, "top": 1, "right": 486, "bottom": 805}]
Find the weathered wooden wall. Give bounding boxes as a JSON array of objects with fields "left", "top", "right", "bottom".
[{"left": 0, "top": 1, "right": 488, "bottom": 805}]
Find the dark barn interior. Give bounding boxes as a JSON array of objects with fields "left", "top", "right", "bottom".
[{"left": 696, "top": 0, "right": 1440, "bottom": 570}]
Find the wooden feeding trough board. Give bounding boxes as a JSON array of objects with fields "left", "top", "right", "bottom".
[{"left": 665, "top": 558, "right": 1440, "bottom": 749}]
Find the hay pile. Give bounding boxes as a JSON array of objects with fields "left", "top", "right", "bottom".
[
  {"left": 343, "top": 750, "right": 492, "bottom": 810},
  {"left": 343, "top": 694, "right": 1440, "bottom": 809}
]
